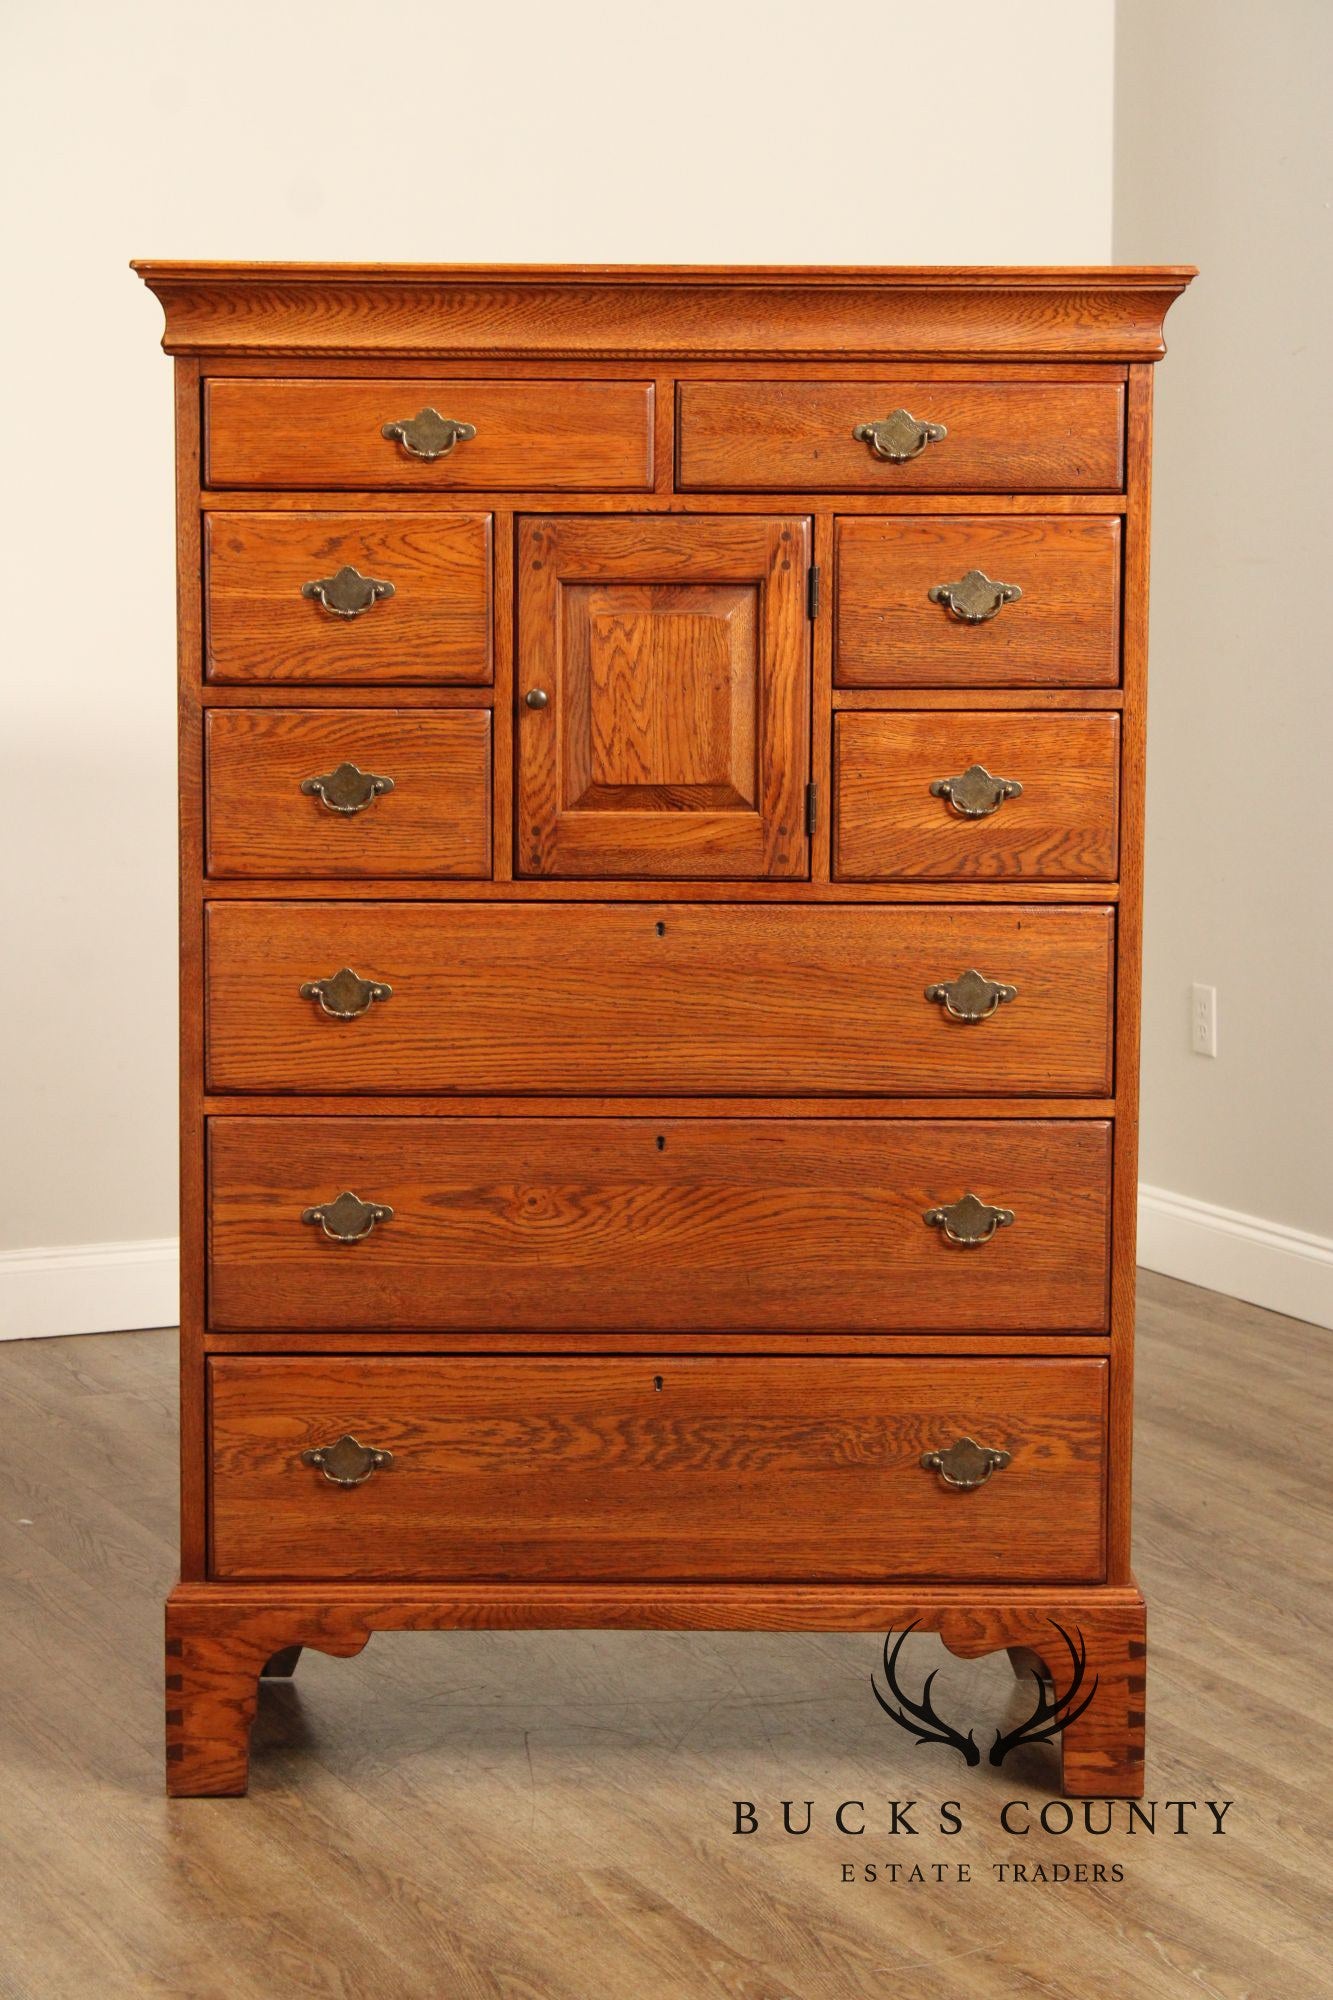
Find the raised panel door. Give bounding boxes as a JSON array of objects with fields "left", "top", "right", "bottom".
[{"left": 516, "top": 516, "right": 811, "bottom": 877}]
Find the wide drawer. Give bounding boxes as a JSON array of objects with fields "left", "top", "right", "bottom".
[
  {"left": 677, "top": 381, "right": 1125, "bottom": 491},
  {"left": 835, "top": 517, "right": 1121, "bottom": 688},
  {"left": 205, "top": 512, "right": 491, "bottom": 685},
  {"left": 206, "top": 711, "right": 491, "bottom": 879},
  {"left": 205, "top": 903, "right": 1115, "bottom": 1096},
  {"left": 206, "top": 1116, "right": 1112, "bottom": 1332},
  {"left": 206, "top": 379, "right": 655, "bottom": 489},
  {"left": 834, "top": 713, "right": 1120, "bottom": 882},
  {"left": 208, "top": 1355, "right": 1108, "bottom": 1582}
]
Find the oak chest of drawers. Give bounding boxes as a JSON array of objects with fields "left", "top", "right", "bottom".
[{"left": 135, "top": 261, "right": 1191, "bottom": 1797}]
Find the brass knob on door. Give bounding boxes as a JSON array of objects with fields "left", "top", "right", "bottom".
[
  {"left": 921, "top": 1437, "right": 1012, "bottom": 1489},
  {"left": 853, "top": 407, "right": 948, "bottom": 462},
  {"left": 380, "top": 408, "right": 477, "bottom": 460},
  {"left": 301, "top": 1191, "right": 395, "bottom": 1243},
  {"left": 301, "top": 1434, "right": 394, "bottom": 1486},
  {"left": 299, "top": 967, "right": 392, "bottom": 1019},
  {"left": 928, "top": 569, "right": 1022, "bottom": 623},
  {"left": 300, "top": 565, "right": 395, "bottom": 619},
  {"left": 923, "top": 1193, "right": 1015, "bottom": 1246},
  {"left": 925, "top": 969, "right": 1018, "bottom": 1024},
  {"left": 525, "top": 688, "right": 550, "bottom": 709}
]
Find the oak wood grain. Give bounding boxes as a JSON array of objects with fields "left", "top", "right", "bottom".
[
  {"left": 206, "top": 378, "right": 654, "bottom": 489},
  {"left": 205, "top": 709, "right": 492, "bottom": 878},
  {"left": 134, "top": 261, "right": 1194, "bottom": 361},
  {"left": 174, "top": 358, "right": 208, "bottom": 1579},
  {"left": 199, "top": 1095, "right": 1118, "bottom": 1119},
  {"left": 25, "top": 1270, "right": 1328, "bottom": 1990},
  {"left": 204, "top": 510, "right": 492, "bottom": 684},
  {"left": 1107, "top": 364, "right": 1156, "bottom": 1580},
  {"left": 517, "top": 516, "right": 810, "bottom": 878},
  {"left": 206, "top": 1115, "right": 1112, "bottom": 1333},
  {"left": 161, "top": 1578, "right": 1146, "bottom": 1797},
  {"left": 678, "top": 382, "right": 1125, "bottom": 492},
  {"left": 201, "top": 484, "right": 1131, "bottom": 516},
  {"left": 202, "top": 355, "right": 1136, "bottom": 381},
  {"left": 135, "top": 264, "right": 1195, "bottom": 1812},
  {"left": 207, "top": 1354, "right": 1107, "bottom": 1584},
  {"left": 204, "top": 901, "right": 1115, "bottom": 1096},
  {"left": 199, "top": 875, "right": 1121, "bottom": 903},
  {"left": 833, "top": 711, "right": 1120, "bottom": 881},
  {"left": 202, "top": 1331, "right": 1114, "bottom": 1356},
  {"left": 834, "top": 516, "right": 1121, "bottom": 688}
]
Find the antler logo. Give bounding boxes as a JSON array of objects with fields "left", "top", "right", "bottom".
[{"left": 871, "top": 1621, "right": 1099, "bottom": 1768}]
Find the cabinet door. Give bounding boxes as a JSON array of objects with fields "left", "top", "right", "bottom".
[{"left": 517, "top": 516, "right": 810, "bottom": 877}]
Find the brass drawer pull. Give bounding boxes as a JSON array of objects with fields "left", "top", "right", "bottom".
[
  {"left": 381, "top": 407, "right": 477, "bottom": 461},
  {"left": 930, "top": 764, "right": 1023, "bottom": 818},
  {"left": 928, "top": 568, "right": 1022, "bottom": 623},
  {"left": 923, "top": 1193, "right": 1015, "bottom": 1246},
  {"left": 300, "top": 762, "right": 395, "bottom": 814},
  {"left": 299, "top": 967, "right": 392, "bottom": 1019},
  {"left": 852, "top": 407, "right": 948, "bottom": 463},
  {"left": 921, "top": 1437, "right": 1012, "bottom": 1489},
  {"left": 925, "top": 969, "right": 1018, "bottom": 1024},
  {"left": 301, "top": 1433, "right": 394, "bottom": 1486},
  {"left": 301, "top": 1190, "right": 395, "bottom": 1242},
  {"left": 300, "top": 564, "right": 395, "bottom": 619},
  {"left": 524, "top": 688, "right": 550, "bottom": 709}
]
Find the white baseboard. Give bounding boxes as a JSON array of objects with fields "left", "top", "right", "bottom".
[
  {"left": 0, "top": 1236, "right": 178, "bottom": 1341},
  {"left": 1, "top": 1192, "right": 1329, "bottom": 1341},
  {"left": 1137, "top": 1185, "right": 1333, "bottom": 1331}
]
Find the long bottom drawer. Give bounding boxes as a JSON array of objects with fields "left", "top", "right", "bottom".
[{"left": 208, "top": 1355, "right": 1108, "bottom": 1582}]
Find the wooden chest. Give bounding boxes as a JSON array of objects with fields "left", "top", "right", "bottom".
[{"left": 136, "top": 261, "right": 1191, "bottom": 1797}]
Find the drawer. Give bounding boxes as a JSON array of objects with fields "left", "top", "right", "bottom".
[
  {"left": 834, "top": 713, "right": 1120, "bottom": 882},
  {"left": 208, "top": 1355, "right": 1108, "bottom": 1582},
  {"left": 207, "top": 1116, "right": 1112, "bottom": 1333},
  {"left": 835, "top": 517, "right": 1121, "bottom": 688},
  {"left": 205, "top": 512, "right": 491, "bottom": 685},
  {"left": 677, "top": 381, "right": 1125, "bottom": 492},
  {"left": 205, "top": 902, "right": 1114, "bottom": 1096},
  {"left": 205, "top": 711, "right": 491, "bottom": 879},
  {"left": 206, "top": 379, "right": 655, "bottom": 490}
]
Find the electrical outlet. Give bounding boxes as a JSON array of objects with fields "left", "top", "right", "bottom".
[{"left": 1191, "top": 983, "right": 1218, "bottom": 1058}]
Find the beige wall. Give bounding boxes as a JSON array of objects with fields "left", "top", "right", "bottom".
[
  {"left": 1115, "top": 0, "right": 1333, "bottom": 1243},
  {"left": 1, "top": 0, "right": 1114, "bottom": 1281}
]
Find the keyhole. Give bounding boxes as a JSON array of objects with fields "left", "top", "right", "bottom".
[
  {"left": 655, "top": 921, "right": 666, "bottom": 936},
  {"left": 655, "top": 1135, "right": 666, "bottom": 1151},
  {"left": 653, "top": 1375, "right": 664, "bottom": 1391}
]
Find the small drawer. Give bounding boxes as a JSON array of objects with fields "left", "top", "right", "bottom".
[
  {"left": 834, "top": 712, "right": 1120, "bottom": 882},
  {"left": 206, "top": 378, "right": 655, "bottom": 490},
  {"left": 206, "top": 711, "right": 491, "bottom": 879},
  {"left": 835, "top": 517, "right": 1121, "bottom": 688},
  {"left": 207, "top": 1116, "right": 1112, "bottom": 1333},
  {"left": 208, "top": 1355, "right": 1108, "bottom": 1582},
  {"left": 205, "top": 512, "right": 491, "bottom": 685},
  {"left": 677, "top": 381, "right": 1124, "bottom": 491},
  {"left": 205, "top": 902, "right": 1114, "bottom": 1096}
]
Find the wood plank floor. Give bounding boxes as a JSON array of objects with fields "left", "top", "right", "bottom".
[{"left": 0, "top": 1273, "right": 1328, "bottom": 1999}]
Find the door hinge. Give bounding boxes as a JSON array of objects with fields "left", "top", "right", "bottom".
[
  {"left": 807, "top": 564, "right": 821, "bottom": 619},
  {"left": 805, "top": 780, "right": 818, "bottom": 836}
]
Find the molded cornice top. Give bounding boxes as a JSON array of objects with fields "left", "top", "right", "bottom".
[{"left": 132, "top": 261, "right": 1195, "bottom": 361}]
